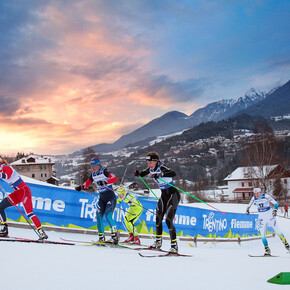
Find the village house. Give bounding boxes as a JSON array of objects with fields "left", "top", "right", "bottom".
[
  {"left": 224, "top": 165, "right": 290, "bottom": 202},
  {"left": 11, "top": 155, "right": 57, "bottom": 185}
]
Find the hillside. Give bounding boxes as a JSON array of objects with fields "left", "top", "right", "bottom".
[
  {"left": 75, "top": 85, "right": 271, "bottom": 154},
  {"left": 102, "top": 114, "right": 290, "bottom": 188}
]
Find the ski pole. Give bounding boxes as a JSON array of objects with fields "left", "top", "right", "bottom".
[
  {"left": 158, "top": 178, "right": 226, "bottom": 214},
  {"left": 138, "top": 176, "right": 159, "bottom": 200},
  {"left": 138, "top": 217, "right": 155, "bottom": 240},
  {"left": 120, "top": 167, "right": 127, "bottom": 185},
  {"left": 0, "top": 184, "right": 41, "bottom": 238},
  {"left": 116, "top": 206, "right": 132, "bottom": 215},
  {"left": 78, "top": 189, "right": 98, "bottom": 198},
  {"left": 115, "top": 206, "right": 128, "bottom": 232},
  {"left": 116, "top": 206, "right": 153, "bottom": 240}
]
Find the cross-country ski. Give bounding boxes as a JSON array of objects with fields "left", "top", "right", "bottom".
[
  {"left": 0, "top": 236, "right": 74, "bottom": 245},
  {"left": 139, "top": 252, "right": 193, "bottom": 258},
  {"left": 248, "top": 254, "right": 279, "bottom": 258}
]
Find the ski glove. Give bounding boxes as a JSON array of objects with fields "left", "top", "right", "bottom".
[
  {"left": 97, "top": 180, "right": 108, "bottom": 186},
  {"left": 75, "top": 185, "right": 83, "bottom": 191},
  {"left": 151, "top": 173, "right": 162, "bottom": 180},
  {"left": 134, "top": 170, "right": 140, "bottom": 177},
  {"left": 272, "top": 209, "right": 277, "bottom": 217}
]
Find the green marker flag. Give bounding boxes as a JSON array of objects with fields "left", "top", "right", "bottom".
[
  {"left": 139, "top": 176, "right": 159, "bottom": 200},
  {"left": 267, "top": 272, "right": 290, "bottom": 285}
]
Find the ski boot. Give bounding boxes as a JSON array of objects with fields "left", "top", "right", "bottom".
[
  {"left": 133, "top": 235, "right": 140, "bottom": 245},
  {"left": 38, "top": 228, "right": 48, "bottom": 240},
  {"left": 0, "top": 223, "right": 8, "bottom": 237},
  {"left": 150, "top": 236, "right": 162, "bottom": 249},
  {"left": 285, "top": 243, "right": 289, "bottom": 253},
  {"left": 107, "top": 232, "right": 118, "bottom": 245},
  {"left": 98, "top": 234, "right": 105, "bottom": 244},
  {"left": 169, "top": 240, "right": 178, "bottom": 254},
  {"left": 264, "top": 246, "right": 271, "bottom": 256},
  {"left": 124, "top": 233, "right": 134, "bottom": 243}
]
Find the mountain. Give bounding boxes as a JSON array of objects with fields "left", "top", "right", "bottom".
[
  {"left": 75, "top": 82, "right": 288, "bottom": 155},
  {"left": 236, "top": 80, "right": 290, "bottom": 117},
  {"left": 84, "top": 111, "right": 188, "bottom": 154},
  {"left": 186, "top": 88, "right": 266, "bottom": 127}
]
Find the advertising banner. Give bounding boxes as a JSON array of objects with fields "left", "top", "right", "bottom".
[{"left": 0, "top": 180, "right": 260, "bottom": 238}]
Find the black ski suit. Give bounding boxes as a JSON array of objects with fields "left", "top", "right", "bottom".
[{"left": 139, "top": 162, "right": 180, "bottom": 241}]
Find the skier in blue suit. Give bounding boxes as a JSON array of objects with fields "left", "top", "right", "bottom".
[{"left": 76, "top": 157, "right": 118, "bottom": 244}]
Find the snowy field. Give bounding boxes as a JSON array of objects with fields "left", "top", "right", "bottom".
[{"left": 1, "top": 203, "right": 290, "bottom": 290}]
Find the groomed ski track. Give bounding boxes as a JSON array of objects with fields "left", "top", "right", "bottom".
[{"left": 1, "top": 208, "right": 290, "bottom": 290}]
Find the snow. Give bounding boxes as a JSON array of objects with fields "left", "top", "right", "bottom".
[
  {"left": 11, "top": 154, "right": 54, "bottom": 165},
  {"left": 224, "top": 165, "right": 278, "bottom": 181},
  {"left": 2, "top": 203, "right": 290, "bottom": 290},
  {"left": 148, "top": 130, "right": 185, "bottom": 146}
]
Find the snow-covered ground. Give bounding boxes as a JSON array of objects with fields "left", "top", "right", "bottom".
[{"left": 2, "top": 203, "right": 290, "bottom": 290}]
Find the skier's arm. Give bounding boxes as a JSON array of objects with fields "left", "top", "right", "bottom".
[
  {"left": 134, "top": 167, "right": 150, "bottom": 178},
  {"left": 124, "top": 193, "right": 136, "bottom": 204},
  {"left": 266, "top": 194, "right": 278, "bottom": 210},
  {"left": 103, "top": 169, "right": 118, "bottom": 184},
  {"left": 1, "top": 165, "right": 13, "bottom": 179},
  {"left": 124, "top": 193, "right": 142, "bottom": 208},
  {"left": 246, "top": 196, "right": 254, "bottom": 214},
  {"left": 82, "top": 174, "right": 93, "bottom": 189},
  {"left": 160, "top": 164, "right": 176, "bottom": 178}
]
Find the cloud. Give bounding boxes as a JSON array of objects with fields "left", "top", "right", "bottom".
[
  {"left": 0, "top": 0, "right": 289, "bottom": 155},
  {"left": 0, "top": 116, "right": 51, "bottom": 126},
  {"left": 0, "top": 96, "right": 21, "bottom": 116},
  {"left": 69, "top": 55, "right": 140, "bottom": 81},
  {"left": 128, "top": 74, "right": 209, "bottom": 106}
]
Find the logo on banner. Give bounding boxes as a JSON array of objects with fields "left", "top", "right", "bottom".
[
  {"left": 203, "top": 212, "right": 227, "bottom": 233},
  {"left": 255, "top": 217, "right": 260, "bottom": 231},
  {"left": 92, "top": 197, "right": 99, "bottom": 209},
  {"left": 79, "top": 198, "right": 97, "bottom": 222}
]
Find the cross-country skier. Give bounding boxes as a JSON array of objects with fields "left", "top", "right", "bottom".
[
  {"left": 0, "top": 157, "right": 48, "bottom": 240},
  {"left": 116, "top": 187, "right": 143, "bottom": 245},
  {"left": 246, "top": 187, "right": 289, "bottom": 256},
  {"left": 134, "top": 152, "right": 180, "bottom": 253},
  {"left": 75, "top": 157, "right": 118, "bottom": 244}
]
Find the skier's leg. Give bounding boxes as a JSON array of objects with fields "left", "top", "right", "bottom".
[
  {"left": 258, "top": 216, "right": 270, "bottom": 254},
  {"left": 104, "top": 198, "right": 118, "bottom": 244},
  {"left": 0, "top": 198, "right": 12, "bottom": 236},
  {"left": 269, "top": 218, "right": 289, "bottom": 247},
  {"left": 96, "top": 199, "right": 106, "bottom": 240}
]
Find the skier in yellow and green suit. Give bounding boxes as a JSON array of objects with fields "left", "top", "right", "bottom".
[{"left": 116, "top": 188, "right": 143, "bottom": 244}]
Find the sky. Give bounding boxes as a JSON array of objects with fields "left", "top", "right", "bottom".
[{"left": 0, "top": 0, "right": 290, "bottom": 156}]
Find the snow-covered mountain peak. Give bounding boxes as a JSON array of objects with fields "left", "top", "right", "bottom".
[
  {"left": 241, "top": 88, "right": 266, "bottom": 102},
  {"left": 217, "top": 99, "right": 235, "bottom": 106}
]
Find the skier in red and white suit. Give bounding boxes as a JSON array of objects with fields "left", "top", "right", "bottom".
[{"left": 0, "top": 157, "right": 48, "bottom": 239}]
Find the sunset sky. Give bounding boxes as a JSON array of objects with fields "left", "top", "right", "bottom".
[{"left": 1, "top": 0, "right": 289, "bottom": 156}]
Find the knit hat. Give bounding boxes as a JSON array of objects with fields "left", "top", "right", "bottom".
[
  {"left": 146, "top": 152, "right": 160, "bottom": 161},
  {"left": 90, "top": 157, "right": 101, "bottom": 166},
  {"left": 253, "top": 188, "right": 261, "bottom": 193}
]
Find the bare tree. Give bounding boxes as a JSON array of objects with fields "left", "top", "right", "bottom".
[
  {"left": 242, "top": 132, "right": 289, "bottom": 194},
  {"left": 76, "top": 147, "right": 96, "bottom": 192}
]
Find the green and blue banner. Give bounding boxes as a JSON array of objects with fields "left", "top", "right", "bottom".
[{"left": 0, "top": 179, "right": 260, "bottom": 238}]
